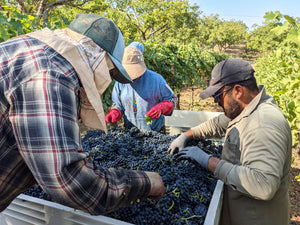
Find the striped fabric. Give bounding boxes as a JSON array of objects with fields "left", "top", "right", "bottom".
[{"left": 0, "top": 36, "right": 150, "bottom": 214}]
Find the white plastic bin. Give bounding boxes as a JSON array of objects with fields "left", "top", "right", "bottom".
[
  {"left": 0, "top": 110, "right": 224, "bottom": 225},
  {"left": 0, "top": 194, "right": 132, "bottom": 225},
  {"left": 165, "top": 110, "right": 223, "bottom": 136},
  {"left": 204, "top": 180, "right": 224, "bottom": 225}
]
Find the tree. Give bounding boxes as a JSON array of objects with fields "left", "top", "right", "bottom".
[
  {"left": 195, "top": 14, "right": 221, "bottom": 48},
  {"left": 2, "top": 0, "right": 203, "bottom": 44},
  {"left": 195, "top": 15, "right": 247, "bottom": 51},
  {"left": 209, "top": 20, "right": 247, "bottom": 51},
  {"left": 0, "top": 6, "right": 38, "bottom": 42},
  {"left": 246, "top": 11, "right": 300, "bottom": 54},
  {"left": 1, "top": 0, "right": 108, "bottom": 27},
  {"left": 246, "top": 23, "right": 281, "bottom": 53},
  {"left": 103, "top": 0, "right": 202, "bottom": 44}
]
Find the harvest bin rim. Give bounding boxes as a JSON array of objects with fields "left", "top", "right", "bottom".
[{"left": 0, "top": 110, "right": 224, "bottom": 225}]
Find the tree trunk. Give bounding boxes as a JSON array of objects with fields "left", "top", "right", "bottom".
[
  {"left": 176, "top": 93, "right": 180, "bottom": 110},
  {"left": 189, "top": 87, "right": 194, "bottom": 110},
  {"left": 297, "top": 134, "right": 300, "bottom": 157}
]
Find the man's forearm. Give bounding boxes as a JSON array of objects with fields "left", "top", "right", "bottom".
[
  {"left": 184, "top": 129, "right": 194, "bottom": 139},
  {"left": 207, "top": 157, "right": 220, "bottom": 173}
]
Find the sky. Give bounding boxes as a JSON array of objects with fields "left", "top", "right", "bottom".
[{"left": 189, "top": 0, "right": 299, "bottom": 29}]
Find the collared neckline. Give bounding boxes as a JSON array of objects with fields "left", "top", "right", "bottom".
[{"left": 228, "top": 85, "right": 266, "bottom": 128}]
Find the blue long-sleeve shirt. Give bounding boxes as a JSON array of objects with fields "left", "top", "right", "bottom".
[{"left": 112, "top": 69, "right": 177, "bottom": 131}]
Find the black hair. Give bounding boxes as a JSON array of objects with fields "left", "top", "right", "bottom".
[{"left": 227, "top": 77, "right": 259, "bottom": 92}]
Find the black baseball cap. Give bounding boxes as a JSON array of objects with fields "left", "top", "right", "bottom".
[
  {"left": 68, "top": 14, "right": 132, "bottom": 84},
  {"left": 200, "top": 59, "right": 255, "bottom": 99}
]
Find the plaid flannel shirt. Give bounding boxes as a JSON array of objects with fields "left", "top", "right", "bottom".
[{"left": 0, "top": 36, "right": 150, "bottom": 215}]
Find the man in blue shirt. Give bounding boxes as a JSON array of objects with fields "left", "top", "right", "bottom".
[{"left": 105, "top": 42, "right": 177, "bottom": 131}]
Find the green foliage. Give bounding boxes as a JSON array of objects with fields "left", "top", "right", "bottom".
[
  {"left": 0, "top": 6, "right": 39, "bottom": 42},
  {"left": 208, "top": 20, "right": 247, "bottom": 51},
  {"left": 142, "top": 40, "right": 229, "bottom": 94},
  {"left": 104, "top": 0, "right": 202, "bottom": 45},
  {"left": 196, "top": 15, "right": 247, "bottom": 51},
  {"left": 246, "top": 11, "right": 300, "bottom": 53},
  {"left": 255, "top": 47, "right": 300, "bottom": 147},
  {"left": 45, "top": 14, "right": 70, "bottom": 30},
  {"left": 246, "top": 23, "right": 284, "bottom": 53},
  {"left": 252, "top": 11, "right": 300, "bottom": 149},
  {"left": 0, "top": 0, "right": 109, "bottom": 27},
  {"left": 102, "top": 81, "right": 115, "bottom": 114},
  {"left": 1, "top": 1, "right": 248, "bottom": 51},
  {"left": 52, "top": 0, "right": 110, "bottom": 26},
  {"left": 265, "top": 11, "right": 300, "bottom": 48},
  {"left": 195, "top": 15, "right": 220, "bottom": 48}
]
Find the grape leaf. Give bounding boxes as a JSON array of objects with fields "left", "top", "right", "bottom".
[{"left": 145, "top": 115, "right": 152, "bottom": 125}]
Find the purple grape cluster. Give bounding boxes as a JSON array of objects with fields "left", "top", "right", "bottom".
[{"left": 24, "top": 126, "right": 223, "bottom": 225}]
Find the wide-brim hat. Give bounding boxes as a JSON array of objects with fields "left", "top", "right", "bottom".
[
  {"left": 200, "top": 59, "right": 255, "bottom": 99},
  {"left": 68, "top": 14, "right": 132, "bottom": 84},
  {"left": 122, "top": 46, "right": 147, "bottom": 80}
]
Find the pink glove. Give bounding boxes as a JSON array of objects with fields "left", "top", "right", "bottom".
[
  {"left": 146, "top": 100, "right": 173, "bottom": 119},
  {"left": 105, "top": 109, "right": 122, "bottom": 123}
]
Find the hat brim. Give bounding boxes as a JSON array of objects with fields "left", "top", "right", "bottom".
[
  {"left": 108, "top": 52, "right": 132, "bottom": 83},
  {"left": 200, "top": 83, "right": 224, "bottom": 99},
  {"left": 122, "top": 62, "right": 147, "bottom": 80}
]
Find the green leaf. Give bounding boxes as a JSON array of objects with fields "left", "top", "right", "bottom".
[
  {"left": 264, "top": 12, "right": 276, "bottom": 22},
  {"left": 145, "top": 115, "right": 153, "bottom": 125},
  {"left": 283, "top": 15, "right": 296, "bottom": 26},
  {"left": 0, "top": 27, "right": 9, "bottom": 41},
  {"left": 286, "top": 29, "right": 300, "bottom": 46}
]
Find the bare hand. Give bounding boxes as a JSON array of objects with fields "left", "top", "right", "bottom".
[{"left": 145, "top": 172, "right": 165, "bottom": 200}]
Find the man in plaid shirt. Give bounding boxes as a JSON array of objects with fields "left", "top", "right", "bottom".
[{"left": 0, "top": 14, "right": 164, "bottom": 215}]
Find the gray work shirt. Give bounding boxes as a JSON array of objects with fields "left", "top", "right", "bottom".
[{"left": 192, "top": 86, "right": 292, "bottom": 225}]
